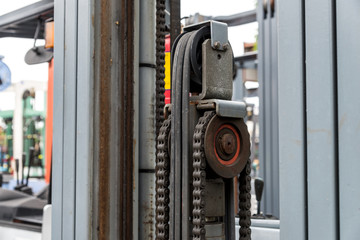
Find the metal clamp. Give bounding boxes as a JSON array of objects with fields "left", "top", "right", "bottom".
[
  {"left": 183, "top": 20, "right": 228, "bottom": 51},
  {"left": 190, "top": 39, "right": 233, "bottom": 101},
  {"left": 196, "top": 99, "right": 247, "bottom": 118}
]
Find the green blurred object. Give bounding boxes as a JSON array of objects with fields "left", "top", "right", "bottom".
[
  {"left": 22, "top": 95, "right": 45, "bottom": 177},
  {"left": 0, "top": 91, "right": 45, "bottom": 175},
  {"left": 5, "top": 119, "right": 13, "bottom": 158}
]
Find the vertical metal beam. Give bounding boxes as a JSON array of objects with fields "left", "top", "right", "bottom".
[
  {"left": 118, "top": 0, "right": 136, "bottom": 238},
  {"left": 269, "top": 3, "right": 279, "bottom": 218},
  {"left": 337, "top": 1, "right": 360, "bottom": 239},
  {"left": 278, "top": 0, "right": 307, "bottom": 239},
  {"left": 305, "top": 1, "right": 338, "bottom": 239},
  {"left": 170, "top": 0, "right": 180, "bottom": 48},
  {"left": 256, "top": 0, "right": 266, "bottom": 215},
  {"left": 92, "top": 0, "right": 137, "bottom": 238},
  {"left": 262, "top": 0, "right": 272, "bottom": 216},
  {"left": 51, "top": 0, "right": 81, "bottom": 237},
  {"left": 52, "top": 0, "right": 65, "bottom": 238},
  {"left": 96, "top": 0, "right": 111, "bottom": 235},
  {"left": 133, "top": 1, "right": 140, "bottom": 239},
  {"left": 53, "top": 0, "right": 138, "bottom": 239},
  {"left": 109, "top": 0, "right": 124, "bottom": 238},
  {"left": 75, "top": 0, "right": 94, "bottom": 239},
  {"left": 257, "top": 0, "right": 279, "bottom": 218},
  {"left": 61, "top": 0, "right": 78, "bottom": 238},
  {"left": 139, "top": 0, "right": 156, "bottom": 238}
]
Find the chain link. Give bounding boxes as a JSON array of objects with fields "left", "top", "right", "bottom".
[
  {"left": 155, "top": 1, "right": 167, "bottom": 239},
  {"left": 238, "top": 158, "right": 252, "bottom": 240},
  {"left": 156, "top": 116, "right": 171, "bottom": 239},
  {"left": 155, "top": 0, "right": 166, "bottom": 136},
  {"left": 192, "top": 111, "right": 216, "bottom": 240}
]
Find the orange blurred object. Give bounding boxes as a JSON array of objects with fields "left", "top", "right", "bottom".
[
  {"left": 45, "top": 59, "right": 54, "bottom": 183},
  {"left": 45, "top": 20, "right": 54, "bottom": 49}
]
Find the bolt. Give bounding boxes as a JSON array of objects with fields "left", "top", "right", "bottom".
[
  {"left": 115, "top": 21, "right": 119, "bottom": 25},
  {"left": 214, "top": 41, "right": 221, "bottom": 49},
  {"left": 219, "top": 133, "right": 236, "bottom": 155},
  {"left": 223, "top": 43, "right": 229, "bottom": 50}
]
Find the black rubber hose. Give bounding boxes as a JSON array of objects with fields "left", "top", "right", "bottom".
[
  {"left": 181, "top": 30, "right": 198, "bottom": 239},
  {"left": 170, "top": 32, "right": 191, "bottom": 239}
]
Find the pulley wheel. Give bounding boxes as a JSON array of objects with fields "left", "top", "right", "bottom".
[
  {"left": 190, "top": 26, "right": 210, "bottom": 91},
  {"left": 204, "top": 115, "right": 250, "bottom": 178}
]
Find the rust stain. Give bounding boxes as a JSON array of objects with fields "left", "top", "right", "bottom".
[
  {"left": 292, "top": 139, "right": 302, "bottom": 146},
  {"left": 133, "top": 139, "right": 137, "bottom": 191},
  {"left": 307, "top": 128, "right": 331, "bottom": 134},
  {"left": 94, "top": 0, "right": 136, "bottom": 238},
  {"left": 142, "top": 194, "right": 154, "bottom": 239},
  {"left": 98, "top": 0, "right": 111, "bottom": 239},
  {"left": 118, "top": 0, "right": 135, "bottom": 238},
  {"left": 307, "top": 128, "right": 333, "bottom": 144},
  {"left": 339, "top": 114, "right": 347, "bottom": 130}
]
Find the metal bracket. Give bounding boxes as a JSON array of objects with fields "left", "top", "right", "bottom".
[
  {"left": 190, "top": 39, "right": 233, "bottom": 100},
  {"left": 183, "top": 20, "right": 228, "bottom": 51},
  {"left": 196, "top": 99, "right": 247, "bottom": 118}
]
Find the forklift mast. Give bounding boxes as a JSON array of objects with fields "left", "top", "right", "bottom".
[{"left": 155, "top": 21, "right": 251, "bottom": 240}]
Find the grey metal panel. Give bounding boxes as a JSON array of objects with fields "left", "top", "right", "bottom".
[
  {"left": 61, "top": 0, "right": 78, "bottom": 239},
  {"left": 305, "top": 1, "right": 337, "bottom": 239},
  {"left": 52, "top": 0, "right": 65, "bottom": 238},
  {"left": 139, "top": 0, "right": 156, "bottom": 64},
  {"left": 235, "top": 219, "right": 280, "bottom": 240},
  {"left": 278, "top": 0, "right": 307, "bottom": 239},
  {"left": 251, "top": 219, "right": 280, "bottom": 228},
  {"left": 139, "top": 173, "right": 156, "bottom": 238},
  {"left": 138, "top": 67, "right": 156, "bottom": 169},
  {"left": 248, "top": 227, "right": 279, "bottom": 240},
  {"left": 336, "top": 1, "right": 360, "bottom": 239},
  {"left": 139, "top": 0, "right": 156, "bottom": 170},
  {"left": 75, "top": 0, "right": 93, "bottom": 239}
]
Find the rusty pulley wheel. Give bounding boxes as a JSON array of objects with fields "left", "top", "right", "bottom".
[{"left": 204, "top": 115, "right": 250, "bottom": 178}]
